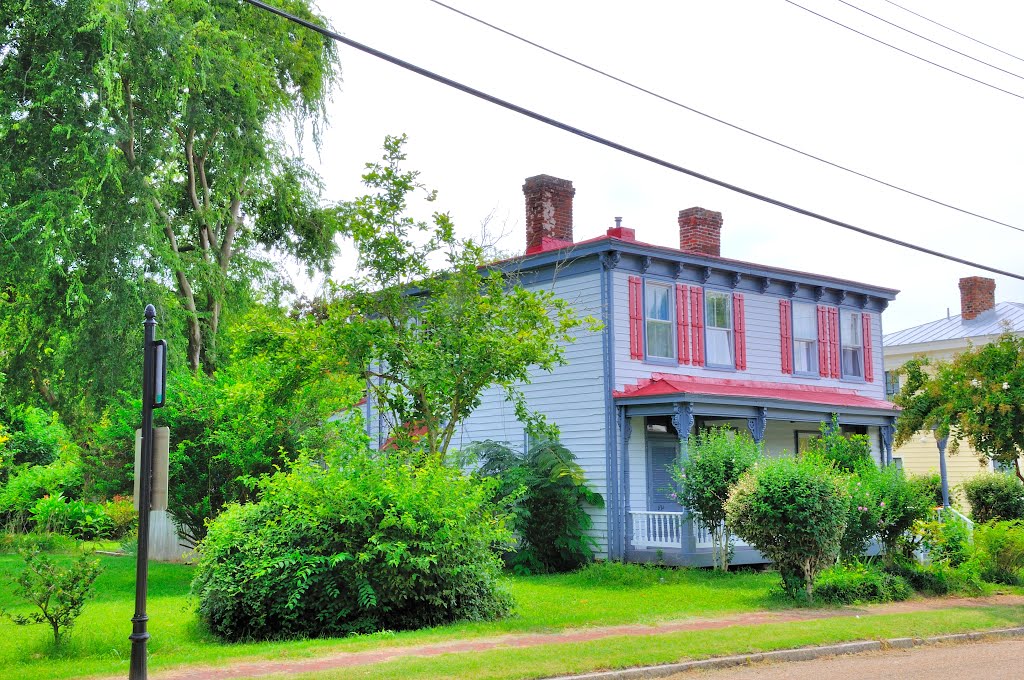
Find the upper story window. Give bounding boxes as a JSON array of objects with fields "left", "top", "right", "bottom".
[
  {"left": 884, "top": 370, "right": 899, "bottom": 399},
  {"left": 705, "top": 290, "right": 733, "bottom": 367},
  {"left": 792, "top": 302, "right": 818, "bottom": 375},
  {"left": 645, "top": 281, "right": 674, "bottom": 359},
  {"left": 840, "top": 309, "right": 863, "bottom": 378}
]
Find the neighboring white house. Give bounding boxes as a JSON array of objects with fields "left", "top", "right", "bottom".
[{"left": 883, "top": 277, "right": 1024, "bottom": 497}]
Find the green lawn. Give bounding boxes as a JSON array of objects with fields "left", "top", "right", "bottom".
[
  {"left": 1, "top": 552, "right": 1021, "bottom": 680},
  {"left": 0, "top": 554, "right": 785, "bottom": 680}
]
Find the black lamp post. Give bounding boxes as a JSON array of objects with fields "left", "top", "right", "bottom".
[{"left": 129, "top": 305, "right": 164, "bottom": 680}]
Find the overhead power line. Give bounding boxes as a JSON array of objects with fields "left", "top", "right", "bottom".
[
  {"left": 835, "top": 0, "right": 1024, "bottom": 83},
  {"left": 239, "top": 0, "right": 1024, "bottom": 282},
  {"left": 882, "top": 0, "right": 1024, "bottom": 65},
  {"left": 426, "top": 0, "right": 1024, "bottom": 235},
  {"left": 782, "top": 0, "right": 1024, "bottom": 103}
]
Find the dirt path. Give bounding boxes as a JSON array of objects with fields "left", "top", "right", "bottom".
[{"left": 113, "top": 594, "right": 1024, "bottom": 680}]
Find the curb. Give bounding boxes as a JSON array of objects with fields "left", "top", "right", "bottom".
[{"left": 544, "top": 626, "right": 1024, "bottom": 679}]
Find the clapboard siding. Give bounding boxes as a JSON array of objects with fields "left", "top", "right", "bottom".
[
  {"left": 453, "top": 269, "right": 611, "bottom": 555},
  {"left": 612, "top": 271, "right": 888, "bottom": 402}
]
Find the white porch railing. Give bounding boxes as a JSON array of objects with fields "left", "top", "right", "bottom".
[
  {"left": 629, "top": 511, "right": 748, "bottom": 551},
  {"left": 630, "top": 510, "right": 686, "bottom": 548},
  {"left": 693, "top": 520, "right": 748, "bottom": 550}
]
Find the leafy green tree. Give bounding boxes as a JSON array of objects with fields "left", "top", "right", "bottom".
[
  {"left": 895, "top": 333, "right": 1024, "bottom": 482},
  {"left": 470, "top": 438, "right": 604, "bottom": 574},
  {"left": 669, "top": 428, "right": 762, "bottom": 571},
  {"left": 3, "top": 548, "right": 102, "bottom": 645},
  {"left": 327, "top": 136, "right": 595, "bottom": 460},
  {"left": 0, "top": 0, "right": 342, "bottom": 404}
]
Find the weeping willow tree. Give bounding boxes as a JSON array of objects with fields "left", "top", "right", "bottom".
[{"left": 0, "top": 0, "right": 342, "bottom": 413}]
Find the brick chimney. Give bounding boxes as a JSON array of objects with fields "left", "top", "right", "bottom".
[
  {"left": 959, "top": 276, "right": 996, "bottom": 320},
  {"left": 523, "top": 175, "right": 574, "bottom": 254},
  {"left": 678, "top": 207, "right": 723, "bottom": 257}
]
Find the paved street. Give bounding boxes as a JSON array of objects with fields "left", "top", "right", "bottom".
[{"left": 670, "top": 638, "right": 1024, "bottom": 679}]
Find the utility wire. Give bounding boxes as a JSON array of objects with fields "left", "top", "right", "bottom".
[
  {"left": 783, "top": 0, "right": 1024, "bottom": 102},
  {"left": 835, "top": 0, "right": 1024, "bottom": 83},
  {"left": 882, "top": 0, "right": 1024, "bottom": 65},
  {"left": 427, "top": 0, "right": 1024, "bottom": 235},
  {"left": 239, "top": 0, "right": 1024, "bottom": 282}
]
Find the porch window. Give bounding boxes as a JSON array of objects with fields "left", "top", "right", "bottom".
[
  {"left": 705, "top": 290, "right": 733, "bottom": 367},
  {"left": 840, "top": 309, "right": 863, "bottom": 378},
  {"left": 645, "top": 281, "right": 674, "bottom": 359},
  {"left": 792, "top": 302, "right": 818, "bottom": 374}
]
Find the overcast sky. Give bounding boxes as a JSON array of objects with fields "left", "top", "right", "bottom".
[{"left": 285, "top": 0, "right": 1024, "bottom": 335}]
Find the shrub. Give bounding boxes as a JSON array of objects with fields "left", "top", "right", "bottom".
[
  {"left": 914, "top": 512, "right": 972, "bottom": 567},
  {"left": 815, "top": 561, "right": 912, "bottom": 604},
  {"left": 471, "top": 438, "right": 604, "bottom": 575},
  {"left": 2, "top": 548, "right": 102, "bottom": 645},
  {"left": 726, "top": 456, "right": 848, "bottom": 601},
  {"left": 103, "top": 495, "right": 137, "bottom": 540},
  {"left": 193, "top": 424, "right": 514, "bottom": 641},
  {"left": 803, "top": 416, "right": 873, "bottom": 474},
  {"left": 670, "top": 428, "right": 761, "bottom": 571},
  {"left": 0, "top": 461, "right": 82, "bottom": 533},
  {"left": 873, "top": 465, "right": 933, "bottom": 559},
  {"left": 971, "top": 520, "right": 1024, "bottom": 585},
  {"left": 841, "top": 470, "right": 883, "bottom": 559},
  {"left": 962, "top": 473, "right": 1024, "bottom": 523},
  {"left": 29, "top": 494, "right": 114, "bottom": 540},
  {"left": 883, "top": 558, "right": 983, "bottom": 595},
  {"left": 909, "top": 472, "right": 944, "bottom": 509}
]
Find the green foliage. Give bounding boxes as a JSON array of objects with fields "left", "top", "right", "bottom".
[
  {"left": 89, "top": 306, "right": 362, "bottom": 543},
  {"left": 872, "top": 465, "right": 934, "bottom": 558},
  {"left": 914, "top": 512, "right": 972, "bottom": 567},
  {"left": 471, "top": 439, "right": 604, "bottom": 575},
  {"left": 815, "top": 561, "right": 912, "bottom": 604},
  {"left": 803, "top": 416, "right": 873, "bottom": 474},
  {"left": 840, "top": 470, "right": 883, "bottom": 559},
  {"left": 0, "top": 0, "right": 341, "bottom": 405},
  {"left": 0, "top": 461, "right": 82, "bottom": 533},
  {"left": 670, "top": 428, "right": 762, "bottom": 571},
  {"left": 962, "top": 473, "right": 1024, "bottom": 523},
  {"left": 883, "top": 558, "right": 984, "bottom": 595},
  {"left": 328, "top": 137, "right": 595, "bottom": 460},
  {"left": 28, "top": 494, "right": 114, "bottom": 541},
  {"left": 2, "top": 548, "right": 102, "bottom": 645},
  {"left": 725, "top": 456, "right": 848, "bottom": 601},
  {"left": 971, "top": 520, "right": 1024, "bottom": 585},
  {"left": 192, "top": 420, "right": 514, "bottom": 641},
  {"left": 895, "top": 334, "right": 1024, "bottom": 480},
  {"left": 909, "top": 472, "right": 945, "bottom": 509}
]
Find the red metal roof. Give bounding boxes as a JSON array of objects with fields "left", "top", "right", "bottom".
[{"left": 614, "top": 373, "right": 898, "bottom": 411}]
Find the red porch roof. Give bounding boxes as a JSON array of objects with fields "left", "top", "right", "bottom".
[{"left": 613, "top": 373, "right": 898, "bottom": 411}]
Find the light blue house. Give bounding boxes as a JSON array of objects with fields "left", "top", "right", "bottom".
[{"left": 366, "top": 174, "right": 900, "bottom": 567}]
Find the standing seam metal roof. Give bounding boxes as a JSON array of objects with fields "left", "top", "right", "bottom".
[{"left": 883, "top": 301, "right": 1024, "bottom": 346}]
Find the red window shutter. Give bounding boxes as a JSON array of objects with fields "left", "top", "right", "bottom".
[
  {"left": 828, "top": 307, "right": 840, "bottom": 378},
  {"left": 690, "top": 287, "right": 705, "bottom": 366},
  {"left": 733, "top": 293, "right": 746, "bottom": 370},
  {"left": 676, "top": 284, "right": 690, "bottom": 365},
  {"left": 779, "top": 299, "right": 793, "bottom": 374},
  {"left": 862, "top": 312, "right": 874, "bottom": 382},
  {"left": 628, "top": 276, "right": 642, "bottom": 360},
  {"left": 816, "top": 305, "right": 829, "bottom": 377}
]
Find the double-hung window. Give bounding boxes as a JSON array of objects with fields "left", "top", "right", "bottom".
[
  {"left": 645, "top": 282, "right": 674, "bottom": 359},
  {"left": 840, "top": 309, "right": 864, "bottom": 378},
  {"left": 792, "top": 302, "right": 818, "bottom": 374},
  {"left": 705, "top": 290, "right": 733, "bottom": 367}
]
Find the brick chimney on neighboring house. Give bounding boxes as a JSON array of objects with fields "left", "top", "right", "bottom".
[
  {"left": 959, "top": 276, "right": 996, "bottom": 320},
  {"left": 678, "top": 207, "right": 723, "bottom": 257},
  {"left": 523, "top": 175, "right": 574, "bottom": 254}
]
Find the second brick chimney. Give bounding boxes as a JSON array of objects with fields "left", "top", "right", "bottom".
[
  {"left": 523, "top": 175, "right": 574, "bottom": 254},
  {"left": 678, "top": 207, "right": 723, "bottom": 257},
  {"left": 959, "top": 276, "right": 996, "bottom": 321}
]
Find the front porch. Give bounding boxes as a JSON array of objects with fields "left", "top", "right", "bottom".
[{"left": 606, "top": 380, "right": 899, "bottom": 565}]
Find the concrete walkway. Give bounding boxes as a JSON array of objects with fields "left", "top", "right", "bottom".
[{"left": 121, "top": 594, "right": 1024, "bottom": 680}]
